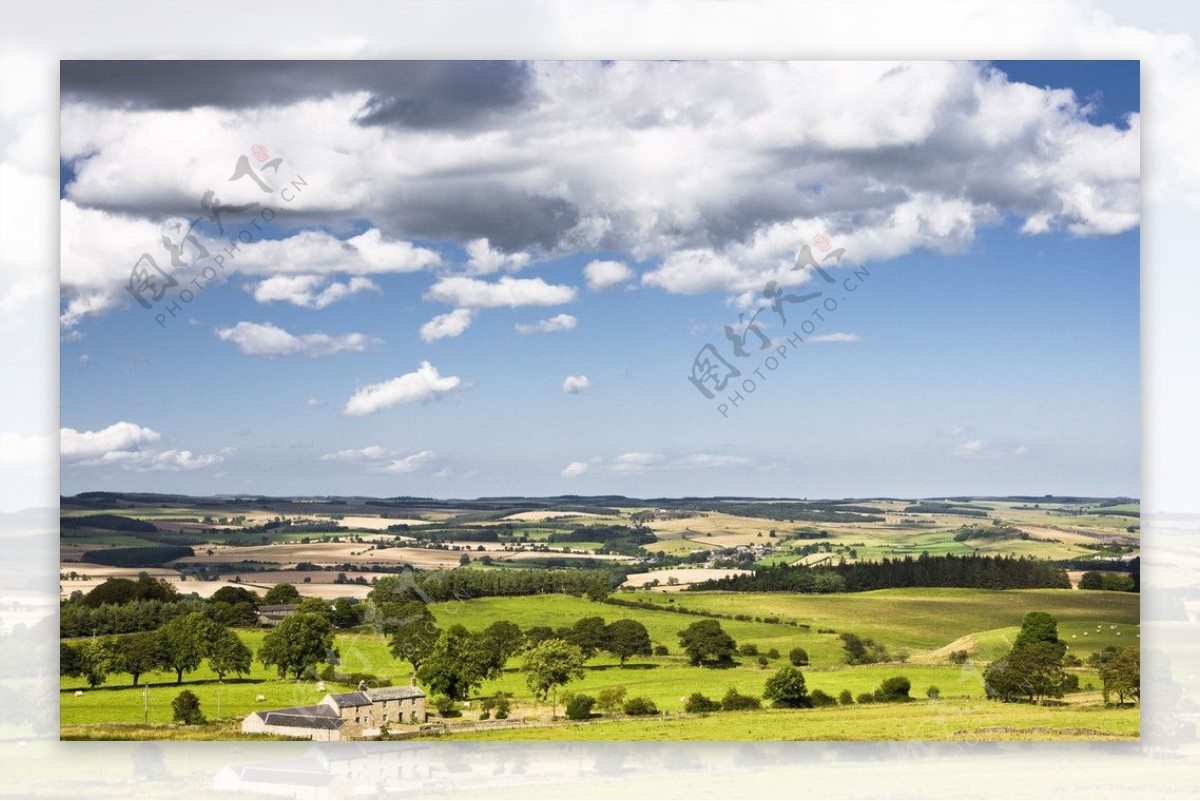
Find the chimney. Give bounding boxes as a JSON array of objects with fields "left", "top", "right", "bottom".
[{"left": 410, "top": 673, "right": 417, "bottom": 687}]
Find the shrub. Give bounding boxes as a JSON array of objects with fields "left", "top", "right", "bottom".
[
  {"left": 766, "top": 648, "right": 780, "bottom": 660},
  {"left": 739, "top": 643, "right": 759, "bottom": 657},
  {"left": 763, "top": 666, "right": 812, "bottom": 708},
  {"left": 684, "top": 692, "right": 722, "bottom": 713},
  {"left": 874, "top": 676, "right": 912, "bottom": 703},
  {"left": 721, "top": 687, "right": 762, "bottom": 711},
  {"left": 838, "top": 689, "right": 854, "bottom": 705},
  {"left": 926, "top": 686, "right": 940, "bottom": 700},
  {"left": 948, "top": 649, "right": 969, "bottom": 665},
  {"left": 789, "top": 647, "right": 809, "bottom": 667},
  {"left": 597, "top": 686, "right": 628, "bottom": 713},
  {"left": 431, "top": 694, "right": 460, "bottom": 717},
  {"left": 840, "top": 632, "right": 889, "bottom": 665},
  {"left": 810, "top": 689, "right": 837, "bottom": 707},
  {"left": 757, "top": 656, "right": 769, "bottom": 668},
  {"left": 653, "top": 644, "right": 669, "bottom": 656},
  {"left": 172, "top": 690, "right": 204, "bottom": 725},
  {"left": 565, "top": 693, "right": 596, "bottom": 720},
  {"left": 479, "top": 710, "right": 491, "bottom": 720},
  {"left": 623, "top": 696, "right": 658, "bottom": 716},
  {"left": 856, "top": 692, "right": 874, "bottom": 704}
]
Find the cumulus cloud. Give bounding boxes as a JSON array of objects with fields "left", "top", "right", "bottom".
[
  {"left": 807, "top": 332, "right": 861, "bottom": 343},
  {"left": 250, "top": 275, "right": 380, "bottom": 309},
  {"left": 420, "top": 308, "right": 474, "bottom": 342},
  {"left": 343, "top": 361, "right": 464, "bottom": 416},
  {"left": 562, "top": 375, "right": 590, "bottom": 394},
  {"left": 214, "top": 321, "right": 379, "bottom": 356},
  {"left": 320, "top": 445, "right": 437, "bottom": 473},
  {"left": 516, "top": 313, "right": 577, "bottom": 335},
  {"left": 60, "top": 421, "right": 230, "bottom": 471},
  {"left": 561, "top": 461, "right": 590, "bottom": 478},
  {"left": 584, "top": 259, "right": 634, "bottom": 291},
  {"left": 425, "top": 275, "right": 576, "bottom": 309},
  {"left": 465, "top": 238, "right": 531, "bottom": 274}
]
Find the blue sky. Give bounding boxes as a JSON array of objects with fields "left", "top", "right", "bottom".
[{"left": 58, "top": 60, "right": 1140, "bottom": 499}]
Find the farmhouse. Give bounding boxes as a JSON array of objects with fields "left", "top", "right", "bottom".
[
  {"left": 242, "top": 682, "right": 427, "bottom": 740},
  {"left": 257, "top": 603, "right": 299, "bottom": 625}
]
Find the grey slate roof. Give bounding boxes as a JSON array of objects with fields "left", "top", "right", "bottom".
[
  {"left": 366, "top": 685, "right": 426, "bottom": 701},
  {"left": 256, "top": 705, "right": 344, "bottom": 730},
  {"left": 326, "top": 691, "right": 373, "bottom": 708}
]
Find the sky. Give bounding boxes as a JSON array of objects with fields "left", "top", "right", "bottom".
[{"left": 56, "top": 60, "right": 1140, "bottom": 500}]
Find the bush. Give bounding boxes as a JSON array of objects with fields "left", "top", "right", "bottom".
[
  {"left": 565, "top": 693, "right": 596, "bottom": 720},
  {"left": 431, "top": 694, "right": 460, "bottom": 717},
  {"left": 653, "top": 644, "right": 669, "bottom": 656},
  {"left": 874, "top": 676, "right": 912, "bottom": 702},
  {"left": 838, "top": 689, "right": 854, "bottom": 705},
  {"left": 926, "top": 686, "right": 940, "bottom": 700},
  {"left": 789, "top": 647, "right": 809, "bottom": 667},
  {"left": 597, "top": 686, "right": 627, "bottom": 713},
  {"left": 623, "top": 696, "right": 658, "bottom": 716},
  {"left": 856, "top": 692, "right": 874, "bottom": 704},
  {"left": 172, "top": 690, "right": 204, "bottom": 725},
  {"left": 948, "top": 649, "right": 969, "bottom": 665},
  {"left": 810, "top": 689, "right": 837, "bottom": 707},
  {"left": 684, "top": 692, "right": 722, "bottom": 714},
  {"left": 756, "top": 655, "right": 769, "bottom": 668},
  {"left": 739, "top": 643, "right": 759, "bottom": 657},
  {"left": 479, "top": 710, "right": 491, "bottom": 720},
  {"left": 763, "top": 666, "right": 812, "bottom": 708},
  {"left": 721, "top": 687, "right": 762, "bottom": 711},
  {"left": 766, "top": 648, "right": 780, "bottom": 660}
]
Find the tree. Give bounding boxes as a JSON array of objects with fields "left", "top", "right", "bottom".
[
  {"left": 60, "top": 642, "right": 83, "bottom": 679},
  {"left": 206, "top": 628, "right": 252, "bottom": 681},
  {"left": 874, "top": 676, "right": 912, "bottom": 702},
  {"left": 839, "top": 632, "right": 889, "bottom": 665},
  {"left": 605, "top": 619, "right": 651, "bottom": 666},
  {"left": 810, "top": 689, "right": 837, "bottom": 707},
  {"left": 1100, "top": 645, "right": 1139, "bottom": 705},
  {"left": 678, "top": 620, "right": 736, "bottom": 667},
  {"left": 763, "top": 666, "right": 812, "bottom": 708},
  {"left": 684, "top": 692, "right": 721, "bottom": 713},
  {"left": 622, "top": 696, "right": 658, "bottom": 716},
  {"left": 76, "top": 639, "right": 112, "bottom": 688},
  {"left": 985, "top": 641, "right": 1068, "bottom": 703},
  {"left": 172, "top": 690, "right": 205, "bottom": 724},
  {"left": 417, "top": 625, "right": 490, "bottom": 701},
  {"left": 525, "top": 625, "right": 557, "bottom": 647},
  {"left": 1013, "top": 612, "right": 1061, "bottom": 649},
  {"left": 1079, "top": 571, "right": 1105, "bottom": 590},
  {"left": 720, "top": 688, "right": 761, "bottom": 711},
  {"left": 789, "top": 647, "right": 809, "bottom": 667},
  {"left": 258, "top": 612, "right": 334, "bottom": 680},
  {"left": 565, "top": 693, "right": 596, "bottom": 720},
  {"left": 160, "top": 613, "right": 218, "bottom": 684},
  {"left": 479, "top": 621, "right": 526, "bottom": 676},
  {"left": 209, "top": 585, "right": 260, "bottom": 608},
  {"left": 563, "top": 616, "right": 609, "bottom": 659},
  {"left": 383, "top": 601, "right": 440, "bottom": 673},
  {"left": 331, "top": 598, "right": 362, "bottom": 629},
  {"left": 838, "top": 689, "right": 854, "bottom": 705},
  {"left": 263, "top": 583, "right": 302, "bottom": 606},
  {"left": 522, "top": 638, "right": 587, "bottom": 717},
  {"left": 112, "top": 631, "right": 167, "bottom": 686},
  {"left": 296, "top": 597, "right": 331, "bottom": 618}
]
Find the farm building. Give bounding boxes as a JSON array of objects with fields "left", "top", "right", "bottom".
[
  {"left": 243, "top": 682, "right": 426, "bottom": 740},
  {"left": 257, "top": 603, "right": 299, "bottom": 625}
]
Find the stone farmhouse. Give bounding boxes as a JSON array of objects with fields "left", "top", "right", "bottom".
[{"left": 242, "top": 682, "right": 426, "bottom": 741}]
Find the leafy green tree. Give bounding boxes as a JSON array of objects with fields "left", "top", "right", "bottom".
[
  {"left": 789, "top": 647, "right": 809, "bottom": 666},
  {"left": 172, "top": 690, "right": 205, "bottom": 724},
  {"left": 206, "top": 628, "right": 252, "bottom": 681},
  {"left": 418, "top": 625, "right": 490, "bottom": 701},
  {"left": 60, "top": 642, "right": 83, "bottom": 679},
  {"left": 522, "top": 638, "right": 587, "bottom": 717},
  {"left": 525, "top": 625, "right": 557, "bottom": 647},
  {"left": 331, "top": 598, "right": 362, "bottom": 629},
  {"left": 479, "top": 621, "right": 526, "bottom": 676},
  {"left": 839, "top": 632, "right": 889, "bottom": 665},
  {"left": 763, "top": 666, "right": 812, "bottom": 708},
  {"left": 565, "top": 693, "right": 596, "bottom": 720},
  {"left": 296, "top": 597, "right": 331, "bottom": 618},
  {"left": 1100, "top": 645, "right": 1139, "bottom": 705},
  {"left": 597, "top": 685, "right": 627, "bottom": 713},
  {"left": 678, "top": 620, "right": 737, "bottom": 667},
  {"left": 209, "top": 586, "right": 260, "bottom": 607},
  {"left": 112, "top": 631, "right": 167, "bottom": 686},
  {"left": 1078, "top": 571, "right": 1105, "bottom": 590},
  {"left": 874, "top": 676, "right": 912, "bottom": 702},
  {"left": 720, "top": 688, "right": 762, "bottom": 711},
  {"left": 263, "top": 583, "right": 302, "bottom": 605},
  {"left": 1013, "top": 612, "right": 1062, "bottom": 649},
  {"left": 563, "top": 616, "right": 609, "bottom": 659},
  {"left": 160, "top": 612, "right": 218, "bottom": 684},
  {"left": 838, "top": 689, "right": 854, "bottom": 705},
  {"left": 385, "top": 602, "right": 441, "bottom": 673},
  {"left": 985, "top": 641, "right": 1068, "bottom": 703},
  {"left": 605, "top": 619, "right": 651, "bottom": 666},
  {"left": 258, "top": 612, "right": 334, "bottom": 680},
  {"left": 77, "top": 639, "right": 112, "bottom": 688}
]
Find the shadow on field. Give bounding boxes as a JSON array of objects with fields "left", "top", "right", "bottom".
[
  {"left": 587, "top": 663, "right": 658, "bottom": 672},
  {"left": 61, "top": 677, "right": 266, "bottom": 693}
]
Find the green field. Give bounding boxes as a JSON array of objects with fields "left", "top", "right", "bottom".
[{"left": 61, "top": 588, "right": 1135, "bottom": 738}]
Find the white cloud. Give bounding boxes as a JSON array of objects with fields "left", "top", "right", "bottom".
[
  {"left": 425, "top": 275, "right": 576, "bottom": 309},
  {"left": 609, "top": 451, "right": 752, "bottom": 473},
  {"left": 584, "top": 259, "right": 634, "bottom": 291},
  {"left": 60, "top": 421, "right": 230, "bottom": 471},
  {"left": 516, "top": 313, "right": 577, "bottom": 335},
  {"left": 950, "top": 439, "right": 1028, "bottom": 460},
  {"left": 60, "top": 421, "right": 161, "bottom": 459},
  {"left": 250, "top": 274, "right": 380, "bottom": 309},
  {"left": 611, "top": 452, "right": 666, "bottom": 472},
  {"left": 320, "top": 445, "right": 436, "bottom": 473},
  {"left": 420, "top": 308, "right": 474, "bottom": 342},
  {"left": 343, "top": 361, "right": 464, "bottom": 416},
  {"left": 305, "top": 398, "right": 326, "bottom": 408},
  {"left": 808, "top": 332, "right": 861, "bottom": 344},
  {"left": 562, "top": 375, "right": 590, "bottom": 394},
  {"left": 465, "top": 238, "right": 530, "bottom": 274},
  {"left": 215, "top": 321, "right": 378, "bottom": 357},
  {"left": 561, "top": 461, "right": 590, "bottom": 478}
]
